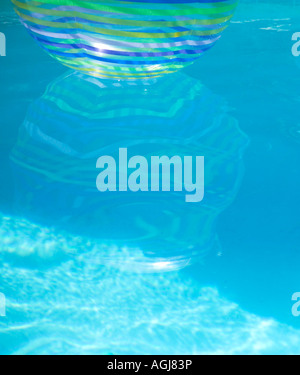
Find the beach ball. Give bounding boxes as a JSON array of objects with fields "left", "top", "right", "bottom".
[{"left": 12, "top": 0, "right": 238, "bottom": 80}]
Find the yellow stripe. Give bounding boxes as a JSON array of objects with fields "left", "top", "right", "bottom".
[
  {"left": 16, "top": 9, "right": 226, "bottom": 39},
  {"left": 16, "top": 0, "right": 238, "bottom": 17},
  {"left": 12, "top": 0, "right": 233, "bottom": 28}
]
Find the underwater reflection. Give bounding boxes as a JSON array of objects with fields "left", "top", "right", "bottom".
[
  {"left": 9, "top": 71, "right": 248, "bottom": 272},
  {"left": 3, "top": 72, "right": 300, "bottom": 356}
]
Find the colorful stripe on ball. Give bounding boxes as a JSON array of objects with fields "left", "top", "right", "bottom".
[{"left": 12, "top": 0, "right": 238, "bottom": 79}]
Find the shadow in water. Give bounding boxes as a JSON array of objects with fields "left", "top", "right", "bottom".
[{"left": 7, "top": 71, "right": 248, "bottom": 272}]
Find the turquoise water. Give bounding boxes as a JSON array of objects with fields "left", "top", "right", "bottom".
[{"left": 0, "top": 0, "right": 300, "bottom": 354}]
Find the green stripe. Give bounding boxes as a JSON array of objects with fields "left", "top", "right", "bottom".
[
  {"left": 12, "top": 0, "right": 233, "bottom": 27},
  {"left": 16, "top": 0, "right": 238, "bottom": 17},
  {"left": 16, "top": 9, "right": 226, "bottom": 39}
]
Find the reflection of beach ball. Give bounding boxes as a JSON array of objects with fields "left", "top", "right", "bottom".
[
  {"left": 10, "top": 71, "right": 248, "bottom": 271},
  {"left": 12, "top": 0, "right": 238, "bottom": 79}
]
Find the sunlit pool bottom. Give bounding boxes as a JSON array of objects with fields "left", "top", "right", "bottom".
[{"left": 1, "top": 238, "right": 300, "bottom": 355}]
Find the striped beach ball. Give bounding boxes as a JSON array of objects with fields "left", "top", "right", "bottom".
[{"left": 12, "top": 0, "right": 238, "bottom": 80}]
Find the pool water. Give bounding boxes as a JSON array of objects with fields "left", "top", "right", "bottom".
[{"left": 0, "top": 0, "right": 300, "bottom": 355}]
